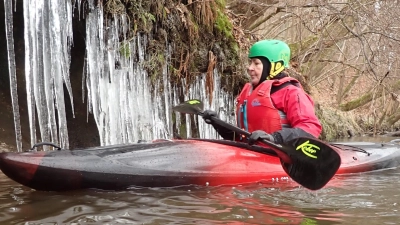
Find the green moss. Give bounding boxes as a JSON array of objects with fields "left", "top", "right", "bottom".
[
  {"left": 145, "top": 53, "right": 165, "bottom": 86},
  {"left": 230, "top": 42, "right": 239, "bottom": 54},
  {"left": 189, "top": 13, "right": 200, "bottom": 35},
  {"left": 119, "top": 42, "right": 131, "bottom": 58},
  {"left": 111, "top": 0, "right": 155, "bottom": 34},
  {"left": 214, "top": 9, "right": 234, "bottom": 40},
  {"left": 215, "top": 0, "right": 226, "bottom": 8},
  {"left": 139, "top": 12, "right": 156, "bottom": 31},
  {"left": 168, "top": 65, "right": 180, "bottom": 82}
]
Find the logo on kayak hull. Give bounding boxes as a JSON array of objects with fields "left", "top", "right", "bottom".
[{"left": 296, "top": 140, "right": 320, "bottom": 159}]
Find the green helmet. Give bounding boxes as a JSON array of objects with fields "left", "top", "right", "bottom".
[{"left": 248, "top": 39, "right": 291, "bottom": 77}]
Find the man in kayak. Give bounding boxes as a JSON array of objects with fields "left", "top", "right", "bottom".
[{"left": 202, "top": 39, "right": 322, "bottom": 145}]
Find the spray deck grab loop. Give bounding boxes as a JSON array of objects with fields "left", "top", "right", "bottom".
[
  {"left": 27, "top": 142, "right": 62, "bottom": 151},
  {"left": 331, "top": 143, "right": 371, "bottom": 156}
]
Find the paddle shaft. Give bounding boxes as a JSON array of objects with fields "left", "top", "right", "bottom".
[{"left": 205, "top": 115, "right": 293, "bottom": 163}]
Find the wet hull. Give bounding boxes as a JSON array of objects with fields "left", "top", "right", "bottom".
[
  {"left": 335, "top": 142, "right": 400, "bottom": 173},
  {"left": 1, "top": 139, "right": 400, "bottom": 191}
]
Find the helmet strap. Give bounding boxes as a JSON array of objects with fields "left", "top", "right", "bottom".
[{"left": 269, "top": 61, "right": 285, "bottom": 79}]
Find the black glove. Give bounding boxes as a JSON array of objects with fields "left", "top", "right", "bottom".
[
  {"left": 248, "top": 130, "right": 275, "bottom": 145},
  {"left": 202, "top": 110, "right": 217, "bottom": 124}
]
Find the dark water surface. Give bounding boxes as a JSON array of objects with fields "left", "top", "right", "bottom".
[{"left": 1, "top": 136, "right": 400, "bottom": 224}]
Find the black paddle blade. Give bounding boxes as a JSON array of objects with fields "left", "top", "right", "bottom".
[
  {"left": 281, "top": 137, "right": 341, "bottom": 190},
  {"left": 172, "top": 99, "right": 204, "bottom": 115}
]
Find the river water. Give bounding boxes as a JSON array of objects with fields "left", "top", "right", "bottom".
[{"left": 0, "top": 136, "right": 399, "bottom": 224}]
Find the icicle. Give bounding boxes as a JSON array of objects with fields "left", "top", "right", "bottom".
[
  {"left": 80, "top": 2, "right": 236, "bottom": 145},
  {"left": 21, "top": 0, "right": 74, "bottom": 150},
  {"left": 32, "top": 0, "right": 53, "bottom": 151},
  {"left": 4, "top": 0, "right": 22, "bottom": 152},
  {"left": 49, "top": 0, "right": 73, "bottom": 148},
  {"left": 16, "top": 0, "right": 239, "bottom": 151},
  {"left": 62, "top": 0, "right": 75, "bottom": 119},
  {"left": 85, "top": 0, "right": 105, "bottom": 144},
  {"left": 23, "top": 0, "right": 37, "bottom": 147},
  {"left": 42, "top": 0, "right": 59, "bottom": 146},
  {"left": 72, "top": 0, "right": 82, "bottom": 19},
  {"left": 178, "top": 70, "right": 235, "bottom": 139}
]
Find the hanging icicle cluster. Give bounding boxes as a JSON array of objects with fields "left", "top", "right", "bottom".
[
  {"left": 5, "top": 0, "right": 236, "bottom": 150},
  {"left": 23, "top": 0, "right": 74, "bottom": 150}
]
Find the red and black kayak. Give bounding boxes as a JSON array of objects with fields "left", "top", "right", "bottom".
[{"left": 0, "top": 138, "right": 400, "bottom": 191}]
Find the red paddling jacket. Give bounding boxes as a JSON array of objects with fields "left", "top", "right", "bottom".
[{"left": 212, "top": 77, "right": 322, "bottom": 144}]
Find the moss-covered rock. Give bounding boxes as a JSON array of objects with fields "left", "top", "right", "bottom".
[{"left": 103, "top": 0, "right": 247, "bottom": 93}]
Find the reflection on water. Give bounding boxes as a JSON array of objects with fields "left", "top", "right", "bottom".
[
  {"left": 1, "top": 170, "right": 399, "bottom": 225},
  {"left": 0, "top": 137, "right": 400, "bottom": 224}
]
